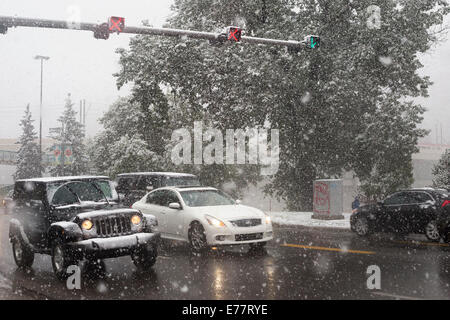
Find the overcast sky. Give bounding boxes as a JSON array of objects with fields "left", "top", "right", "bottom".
[
  {"left": 0, "top": 1, "right": 448, "bottom": 144},
  {"left": 0, "top": 0, "right": 174, "bottom": 140}
]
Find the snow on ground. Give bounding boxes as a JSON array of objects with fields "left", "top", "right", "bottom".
[{"left": 269, "top": 212, "right": 351, "bottom": 229}]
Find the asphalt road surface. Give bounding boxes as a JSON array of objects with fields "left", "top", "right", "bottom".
[{"left": 0, "top": 209, "right": 449, "bottom": 300}]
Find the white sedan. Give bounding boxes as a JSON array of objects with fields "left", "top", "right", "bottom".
[{"left": 132, "top": 186, "right": 273, "bottom": 252}]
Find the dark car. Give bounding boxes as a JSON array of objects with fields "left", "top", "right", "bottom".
[
  {"left": 2, "top": 189, "right": 14, "bottom": 214},
  {"left": 350, "top": 188, "right": 450, "bottom": 242},
  {"left": 437, "top": 191, "right": 450, "bottom": 243},
  {"left": 116, "top": 172, "right": 201, "bottom": 207},
  {"left": 0, "top": 184, "right": 14, "bottom": 214},
  {"left": 8, "top": 176, "right": 160, "bottom": 280}
]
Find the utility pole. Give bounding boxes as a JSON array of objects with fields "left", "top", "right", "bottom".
[
  {"left": 34, "top": 55, "right": 50, "bottom": 171},
  {"left": 83, "top": 99, "right": 86, "bottom": 130}
]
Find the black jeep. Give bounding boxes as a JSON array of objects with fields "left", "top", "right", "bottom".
[{"left": 8, "top": 176, "right": 160, "bottom": 280}]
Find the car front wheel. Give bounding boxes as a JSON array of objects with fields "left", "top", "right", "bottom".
[
  {"left": 51, "top": 239, "right": 77, "bottom": 281},
  {"left": 354, "top": 217, "right": 371, "bottom": 237},
  {"left": 425, "top": 220, "right": 440, "bottom": 242},
  {"left": 12, "top": 238, "right": 34, "bottom": 269},
  {"left": 189, "top": 222, "right": 208, "bottom": 253}
]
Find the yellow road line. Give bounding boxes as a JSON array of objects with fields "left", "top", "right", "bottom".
[
  {"left": 282, "top": 243, "right": 376, "bottom": 255},
  {"left": 394, "top": 240, "right": 450, "bottom": 247}
]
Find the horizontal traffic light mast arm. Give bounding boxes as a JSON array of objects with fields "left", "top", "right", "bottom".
[
  {"left": 0, "top": 15, "right": 312, "bottom": 49},
  {"left": 0, "top": 15, "right": 96, "bottom": 31},
  {"left": 124, "top": 26, "right": 306, "bottom": 47},
  {"left": 241, "top": 36, "right": 305, "bottom": 48}
]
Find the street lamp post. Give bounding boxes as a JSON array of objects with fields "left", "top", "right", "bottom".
[{"left": 34, "top": 55, "right": 50, "bottom": 171}]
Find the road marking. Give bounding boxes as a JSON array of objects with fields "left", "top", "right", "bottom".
[
  {"left": 281, "top": 243, "right": 375, "bottom": 255},
  {"left": 394, "top": 240, "right": 450, "bottom": 247},
  {"left": 371, "top": 291, "right": 424, "bottom": 300}
]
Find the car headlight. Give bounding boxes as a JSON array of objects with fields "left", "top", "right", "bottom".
[
  {"left": 81, "top": 219, "right": 93, "bottom": 231},
  {"left": 265, "top": 215, "right": 272, "bottom": 224},
  {"left": 205, "top": 215, "right": 226, "bottom": 228},
  {"left": 131, "top": 215, "right": 142, "bottom": 225}
]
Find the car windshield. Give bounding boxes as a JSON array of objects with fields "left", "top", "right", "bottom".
[
  {"left": 179, "top": 190, "right": 235, "bottom": 207},
  {"left": 47, "top": 180, "right": 117, "bottom": 204},
  {"left": 165, "top": 176, "right": 200, "bottom": 187},
  {"left": 50, "top": 181, "right": 108, "bottom": 207}
]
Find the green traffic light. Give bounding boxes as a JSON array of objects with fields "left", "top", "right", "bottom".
[{"left": 310, "top": 36, "right": 319, "bottom": 49}]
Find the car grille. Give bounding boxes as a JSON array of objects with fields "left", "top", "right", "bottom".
[
  {"left": 230, "top": 219, "right": 262, "bottom": 227},
  {"left": 93, "top": 215, "right": 132, "bottom": 238},
  {"left": 235, "top": 233, "right": 263, "bottom": 241}
]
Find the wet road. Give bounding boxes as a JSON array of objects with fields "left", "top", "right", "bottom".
[{"left": 0, "top": 210, "right": 449, "bottom": 300}]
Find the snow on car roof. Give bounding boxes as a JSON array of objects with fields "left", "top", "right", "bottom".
[
  {"left": 16, "top": 176, "right": 111, "bottom": 183},
  {"left": 117, "top": 172, "right": 197, "bottom": 177}
]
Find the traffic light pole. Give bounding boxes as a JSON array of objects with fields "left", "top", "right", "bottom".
[{"left": 0, "top": 15, "right": 317, "bottom": 50}]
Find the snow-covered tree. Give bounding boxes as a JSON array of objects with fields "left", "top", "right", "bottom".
[
  {"left": 14, "top": 105, "right": 42, "bottom": 180},
  {"left": 88, "top": 97, "right": 167, "bottom": 176},
  {"left": 115, "top": 0, "right": 448, "bottom": 210},
  {"left": 48, "top": 95, "right": 89, "bottom": 176},
  {"left": 432, "top": 149, "right": 450, "bottom": 189}
]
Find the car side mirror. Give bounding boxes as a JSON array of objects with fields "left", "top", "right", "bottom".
[
  {"left": 235, "top": 199, "right": 242, "bottom": 205},
  {"left": 169, "top": 202, "right": 181, "bottom": 210}
]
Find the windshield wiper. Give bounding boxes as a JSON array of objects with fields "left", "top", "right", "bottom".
[{"left": 90, "top": 181, "right": 110, "bottom": 206}]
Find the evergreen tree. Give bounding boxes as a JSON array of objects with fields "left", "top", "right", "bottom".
[
  {"left": 432, "top": 149, "right": 450, "bottom": 189},
  {"left": 14, "top": 105, "right": 42, "bottom": 180},
  {"left": 49, "top": 95, "right": 89, "bottom": 176}
]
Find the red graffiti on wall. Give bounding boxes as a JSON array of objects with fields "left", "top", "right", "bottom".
[{"left": 314, "top": 182, "right": 330, "bottom": 214}]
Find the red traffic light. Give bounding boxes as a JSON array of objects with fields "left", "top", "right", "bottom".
[
  {"left": 226, "top": 26, "right": 242, "bottom": 42},
  {"left": 108, "top": 16, "right": 125, "bottom": 33}
]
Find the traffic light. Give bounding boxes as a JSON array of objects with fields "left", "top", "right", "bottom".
[
  {"left": 0, "top": 25, "right": 7, "bottom": 34},
  {"left": 305, "top": 35, "right": 320, "bottom": 49},
  {"left": 226, "top": 26, "right": 242, "bottom": 42},
  {"left": 93, "top": 23, "right": 109, "bottom": 40},
  {"left": 108, "top": 16, "right": 125, "bottom": 33}
]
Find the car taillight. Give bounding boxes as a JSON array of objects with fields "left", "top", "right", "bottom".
[{"left": 442, "top": 200, "right": 450, "bottom": 208}]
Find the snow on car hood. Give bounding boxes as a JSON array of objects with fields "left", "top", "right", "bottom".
[
  {"left": 188, "top": 204, "right": 265, "bottom": 220},
  {"left": 76, "top": 208, "right": 140, "bottom": 220}
]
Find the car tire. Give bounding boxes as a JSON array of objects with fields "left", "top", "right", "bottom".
[
  {"left": 442, "top": 231, "right": 450, "bottom": 244},
  {"left": 425, "top": 220, "right": 440, "bottom": 242},
  {"left": 131, "top": 244, "right": 158, "bottom": 270},
  {"left": 51, "top": 239, "right": 77, "bottom": 281},
  {"left": 12, "top": 238, "right": 34, "bottom": 269},
  {"left": 188, "top": 222, "right": 208, "bottom": 253},
  {"left": 354, "top": 217, "right": 371, "bottom": 237}
]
